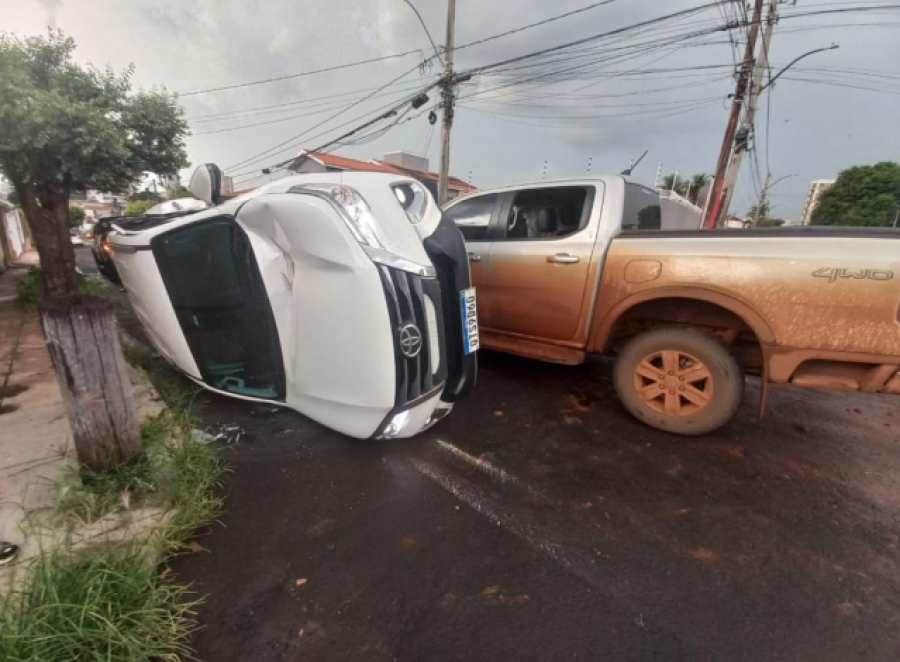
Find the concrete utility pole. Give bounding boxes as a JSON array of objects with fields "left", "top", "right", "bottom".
[
  {"left": 437, "top": 0, "right": 457, "bottom": 206},
  {"left": 720, "top": 0, "right": 778, "bottom": 220},
  {"left": 704, "top": 0, "right": 766, "bottom": 228}
]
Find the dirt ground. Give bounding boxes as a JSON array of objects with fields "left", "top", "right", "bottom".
[{"left": 79, "top": 250, "right": 900, "bottom": 661}]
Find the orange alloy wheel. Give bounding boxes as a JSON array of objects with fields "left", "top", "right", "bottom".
[{"left": 633, "top": 350, "right": 714, "bottom": 417}]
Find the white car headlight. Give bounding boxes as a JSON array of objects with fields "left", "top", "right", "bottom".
[
  {"left": 296, "top": 184, "right": 384, "bottom": 248},
  {"left": 380, "top": 410, "right": 411, "bottom": 439},
  {"left": 392, "top": 182, "right": 429, "bottom": 225}
]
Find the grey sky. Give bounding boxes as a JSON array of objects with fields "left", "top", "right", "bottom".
[{"left": 4, "top": 0, "right": 900, "bottom": 220}]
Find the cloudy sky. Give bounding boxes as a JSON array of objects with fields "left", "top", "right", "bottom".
[{"left": 4, "top": 0, "right": 900, "bottom": 220}]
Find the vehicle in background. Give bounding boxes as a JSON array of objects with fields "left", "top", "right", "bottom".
[
  {"left": 446, "top": 176, "right": 900, "bottom": 436},
  {"left": 90, "top": 217, "right": 124, "bottom": 283},
  {"left": 109, "top": 165, "right": 477, "bottom": 440},
  {"left": 70, "top": 228, "right": 85, "bottom": 247},
  {"left": 92, "top": 201, "right": 209, "bottom": 284}
]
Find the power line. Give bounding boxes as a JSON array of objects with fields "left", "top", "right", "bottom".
[
  {"left": 179, "top": 50, "right": 426, "bottom": 97},
  {"left": 459, "top": 98, "right": 721, "bottom": 130},
  {"left": 402, "top": 0, "right": 444, "bottom": 65},
  {"left": 452, "top": 0, "right": 625, "bottom": 53},
  {"left": 224, "top": 63, "right": 436, "bottom": 173},
  {"left": 223, "top": 0, "right": 704, "bottom": 179},
  {"left": 465, "top": 2, "right": 727, "bottom": 77}
]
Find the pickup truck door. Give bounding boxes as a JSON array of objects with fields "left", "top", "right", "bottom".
[
  {"left": 485, "top": 185, "right": 599, "bottom": 342},
  {"left": 444, "top": 192, "right": 502, "bottom": 327}
]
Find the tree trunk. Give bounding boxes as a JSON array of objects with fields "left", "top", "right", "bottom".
[
  {"left": 40, "top": 296, "right": 141, "bottom": 471},
  {"left": 16, "top": 182, "right": 78, "bottom": 296}
]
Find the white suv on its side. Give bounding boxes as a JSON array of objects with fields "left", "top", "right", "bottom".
[{"left": 109, "top": 167, "right": 478, "bottom": 439}]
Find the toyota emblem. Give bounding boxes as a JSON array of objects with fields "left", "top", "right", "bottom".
[{"left": 399, "top": 323, "right": 423, "bottom": 358}]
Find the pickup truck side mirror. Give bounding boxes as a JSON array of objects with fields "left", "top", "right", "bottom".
[{"left": 188, "top": 163, "right": 223, "bottom": 206}]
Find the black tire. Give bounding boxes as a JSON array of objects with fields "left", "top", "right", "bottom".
[{"left": 613, "top": 326, "right": 743, "bottom": 436}]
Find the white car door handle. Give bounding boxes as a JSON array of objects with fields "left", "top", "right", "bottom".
[
  {"left": 547, "top": 253, "right": 580, "bottom": 265},
  {"left": 468, "top": 252, "right": 482, "bottom": 263}
]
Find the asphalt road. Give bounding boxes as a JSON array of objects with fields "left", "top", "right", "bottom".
[{"left": 79, "top": 248, "right": 900, "bottom": 661}]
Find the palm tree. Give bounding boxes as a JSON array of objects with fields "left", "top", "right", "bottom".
[
  {"left": 746, "top": 202, "right": 770, "bottom": 225},
  {"left": 661, "top": 174, "right": 688, "bottom": 197},
  {"left": 661, "top": 173, "right": 711, "bottom": 205},
  {"left": 687, "top": 174, "right": 710, "bottom": 205}
]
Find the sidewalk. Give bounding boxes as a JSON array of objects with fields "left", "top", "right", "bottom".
[
  {"left": 0, "top": 268, "right": 165, "bottom": 583},
  {"left": 0, "top": 268, "right": 72, "bottom": 570}
]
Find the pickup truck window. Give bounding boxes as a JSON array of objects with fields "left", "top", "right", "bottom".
[
  {"left": 622, "top": 183, "right": 662, "bottom": 231},
  {"left": 445, "top": 194, "right": 498, "bottom": 242},
  {"left": 500, "top": 187, "right": 589, "bottom": 241}
]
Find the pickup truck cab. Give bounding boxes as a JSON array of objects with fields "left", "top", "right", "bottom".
[{"left": 446, "top": 176, "right": 900, "bottom": 435}]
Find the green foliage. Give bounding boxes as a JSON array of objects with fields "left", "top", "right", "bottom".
[
  {"left": 746, "top": 202, "right": 770, "bottom": 225},
  {"left": 68, "top": 205, "right": 85, "bottom": 227},
  {"left": 167, "top": 185, "right": 193, "bottom": 199},
  {"left": 55, "top": 411, "right": 226, "bottom": 544},
  {"left": 661, "top": 173, "right": 709, "bottom": 205},
  {"left": 0, "top": 549, "right": 198, "bottom": 662},
  {"left": 124, "top": 199, "right": 155, "bottom": 216},
  {"left": 0, "top": 31, "right": 189, "bottom": 295},
  {"left": 60, "top": 342, "right": 225, "bottom": 544},
  {"left": 0, "top": 30, "right": 189, "bottom": 194},
  {"left": 129, "top": 190, "right": 158, "bottom": 202},
  {"left": 17, "top": 267, "right": 110, "bottom": 304},
  {"left": 758, "top": 218, "right": 786, "bottom": 227},
  {"left": 6, "top": 190, "right": 19, "bottom": 205},
  {"left": 1, "top": 322, "right": 225, "bottom": 661},
  {"left": 811, "top": 162, "right": 900, "bottom": 227},
  {"left": 16, "top": 268, "right": 44, "bottom": 303}
]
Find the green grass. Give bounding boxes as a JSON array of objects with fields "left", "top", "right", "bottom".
[
  {"left": 0, "top": 550, "right": 198, "bottom": 662},
  {"left": 54, "top": 408, "right": 227, "bottom": 552},
  {"left": 4, "top": 341, "right": 228, "bottom": 661},
  {"left": 17, "top": 267, "right": 111, "bottom": 304}
]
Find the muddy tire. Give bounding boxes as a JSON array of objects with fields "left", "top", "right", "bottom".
[{"left": 613, "top": 326, "right": 743, "bottom": 436}]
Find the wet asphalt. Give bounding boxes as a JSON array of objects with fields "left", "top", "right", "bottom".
[{"left": 79, "top": 249, "right": 900, "bottom": 661}]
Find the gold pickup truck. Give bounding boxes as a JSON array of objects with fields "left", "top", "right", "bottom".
[{"left": 445, "top": 176, "right": 900, "bottom": 435}]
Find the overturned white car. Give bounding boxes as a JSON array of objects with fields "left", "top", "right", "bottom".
[{"left": 109, "top": 167, "right": 478, "bottom": 439}]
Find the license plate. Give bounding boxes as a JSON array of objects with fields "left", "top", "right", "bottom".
[{"left": 460, "top": 288, "right": 479, "bottom": 355}]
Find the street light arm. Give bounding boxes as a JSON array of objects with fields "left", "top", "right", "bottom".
[
  {"left": 402, "top": 0, "right": 444, "bottom": 66},
  {"left": 767, "top": 174, "right": 796, "bottom": 190},
  {"left": 760, "top": 43, "right": 839, "bottom": 93}
]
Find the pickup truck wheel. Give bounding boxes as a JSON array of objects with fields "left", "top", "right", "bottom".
[{"left": 614, "top": 327, "right": 743, "bottom": 436}]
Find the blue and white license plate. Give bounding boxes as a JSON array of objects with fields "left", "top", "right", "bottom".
[{"left": 460, "top": 287, "right": 479, "bottom": 355}]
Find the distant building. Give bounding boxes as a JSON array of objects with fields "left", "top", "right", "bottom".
[
  {"left": 284, "top": 150, "right": 475, "bottom": 201},
  {"left": 800, "top": 179, "right": 836, "bottom": 225},
  {"left": 723, "top": 214, "right": 747, "bottom": 229}
]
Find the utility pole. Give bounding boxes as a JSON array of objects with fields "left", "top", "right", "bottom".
[
  {"left": 720, "top": 0, "right": 778, "bottom": 220},
  {"left": 704, "top": 0, "right": 766, "bottom": 228},
  {"left": 437, "top": 0, "right": 457, "bottom": 206}
]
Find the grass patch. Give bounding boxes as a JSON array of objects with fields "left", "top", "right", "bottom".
[
  {"left": 0, "top": 549, "right": 197, "bottom": 662},
  {"left": 4, "top": 340, "right": 227, "bottom": 660},
  {"left": 17, "top": 267, "right": 111, "bottom": 305},
  {"left": 121, "top": 341, "right": 197, "bottom": 413},
  {"left": 54, "top": 410, "right": 227, "bottom": 551}
]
